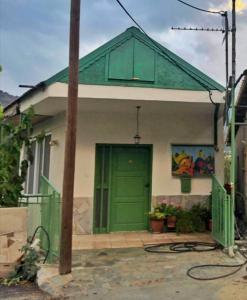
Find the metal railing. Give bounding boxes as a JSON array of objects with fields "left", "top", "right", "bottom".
[
  {"left": 19, "top": 194, "right": 49, "bottom": 238},
  {"left": 39, "top": 176, "right": 61, "bottom": 263},
  {"left": 212, "top": 175, "right": 234, "bottom": 249},
  {"left": 19, "top": 176, "right": 61, "bottom": 263}
]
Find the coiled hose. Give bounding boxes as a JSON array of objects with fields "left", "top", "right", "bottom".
[{"left": 144, "top": 241, "right": 247, "bottom": 280}]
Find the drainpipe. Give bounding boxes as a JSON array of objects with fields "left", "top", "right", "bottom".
[{"left": 214, "top": 104, "right": 220, "bottom": 152}]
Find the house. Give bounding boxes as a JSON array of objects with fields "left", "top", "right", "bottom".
[
  {"left": 234, "top": 74, "right": 247, "bottom": 220},
  {"left": 4, "top": 26, "right": 225, "bottom": 235}
]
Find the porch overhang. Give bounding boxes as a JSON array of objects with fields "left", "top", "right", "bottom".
[{"left": 6, "top": 82, "right": 224, "bottom": 117}]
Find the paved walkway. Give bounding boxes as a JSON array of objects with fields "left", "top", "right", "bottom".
[{"left": 72, "top": 232, "right": 213, "bottom": 250}]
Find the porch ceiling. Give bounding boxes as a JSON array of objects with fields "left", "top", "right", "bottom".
[{"left": 32, "top": 97, "right": 217, "bottom": 116}]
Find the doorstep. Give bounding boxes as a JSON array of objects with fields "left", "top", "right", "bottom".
[{"left": 72, "top": 232, "right": 213, "bottom": 250}]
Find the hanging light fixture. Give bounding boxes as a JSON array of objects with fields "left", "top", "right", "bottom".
[{"left": 134, "top": 106, "right": 141, "bottom": 144}]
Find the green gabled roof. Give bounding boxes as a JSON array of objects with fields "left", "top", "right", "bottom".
[{"left": 45, "top": 26, "right": 224, "bottom": 92}]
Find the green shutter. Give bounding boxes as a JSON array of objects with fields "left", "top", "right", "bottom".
[
  {"left": 108, "top": 38, "right": 134, "bottom": 80},
  {"left": 134, "top": 39, "right": 155, "bottom": 81}
]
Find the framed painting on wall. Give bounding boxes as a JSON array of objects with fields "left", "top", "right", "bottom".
[{"left": 171, "top": 144, "right": 215, "bottom": 177}]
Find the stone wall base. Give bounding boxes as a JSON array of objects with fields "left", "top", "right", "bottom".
[
  {"left": 72, "top": 195, "right": 210, "bottom": 235},
  {"left": 73, "top": 197, "right": 92, "bottom": 235},
  {"left": 152, "top": 195, "right": 210, "bottom": 209}
]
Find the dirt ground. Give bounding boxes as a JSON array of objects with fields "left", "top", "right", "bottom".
[
  {"left": 0, "top": 282, "right": 50, "bottom": 300},
  {"left": 41, "top": 247, "right": 247, "bottom": 300},
  {"left": 2, "top": 246, "right": 247, "bottom": 300}
]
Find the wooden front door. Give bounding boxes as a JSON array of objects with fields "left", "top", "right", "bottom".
[
  {"left": 94, "top": 145, "right": 152, "bottom": 233},
  {"left": 110, "top": 146, "right": 151, "bottom": 232}
]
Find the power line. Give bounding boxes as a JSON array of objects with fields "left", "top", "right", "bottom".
[
  {"left": 115, "top": 0, "right": 147, "bottom": 34},
  {"left": 114, "top": 0, "right": 218, "bottom": 104},
  {"left": 176, "top": 0, "right": 224, "bottom": 15}
]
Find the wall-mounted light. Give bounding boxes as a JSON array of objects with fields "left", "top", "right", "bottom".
[{"left": 133, "top": 106, "right": 141, "bottom": 144}]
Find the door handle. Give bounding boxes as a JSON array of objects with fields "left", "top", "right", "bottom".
[{"left": 145, "top": 183, "right": 150, "bottom": 188}]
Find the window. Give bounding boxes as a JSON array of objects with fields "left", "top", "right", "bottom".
[{"left": 25, "top": 135, "right": 51, "bottom": 194}]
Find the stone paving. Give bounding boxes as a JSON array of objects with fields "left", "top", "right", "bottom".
[
  {"left": 39, "top": 241, "right": 247, "bottom": 300},
  {"left": 72, "top": 232, "right": 213, "bottom": 250}
]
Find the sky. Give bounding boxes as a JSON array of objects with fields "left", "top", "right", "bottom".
[{"left": 0, "top": 0, "right": 246, "bottom": 96}]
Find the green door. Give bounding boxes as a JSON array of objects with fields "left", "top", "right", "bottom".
[{"left": 110, "top": 146, "right": 151, "bottom": 231}]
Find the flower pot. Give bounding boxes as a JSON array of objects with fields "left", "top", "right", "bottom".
[
  {"left": 167, "top": 216, "right": 177, "bottom": 229},
  {"left": 150, "top": 219, "right": 164, "bottom": 233}
]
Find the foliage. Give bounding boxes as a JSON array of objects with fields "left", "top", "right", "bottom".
[
  {"left": 190, "top": 214, "right": 206, "bottom": 232},
  {"left": 149, "top": 200, "right": 212, "bottom": 232},
  {"left": 0, "top": 242, "right": 40, "bottom": 286},
  {"left": 148, "top": 206, "right": 165, "bottom": 220},
  {"left": 190, "top": 203, "right": 210, "bottom": 222},
  {"left": 176, "top": 210, "right": 194, "bottom": 234},
  {"left": 159, "top": 203, "right": 182, "bottom": 217},
  {"left": 0, "top": 107, "right": 34, "bottom": 206}
]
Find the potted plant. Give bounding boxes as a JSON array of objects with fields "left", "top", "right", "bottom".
[
  {"left": 160, "top": 202, "right": 181, "bottom": 230},
  {"left": 189, "top": 202, "right": 212, "bottom": 232},
  {"left": 166, "top": 205, "right": 181, "bottom": 229},
  {"left": 176, "top": 210, "right": 194, "bottom": 234},
  {"left": 148, "top": 207, "right": 165, "bottom": 234}
]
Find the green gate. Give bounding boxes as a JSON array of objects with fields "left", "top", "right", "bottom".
[
  {"left": 212, "top": 175, "right": 234, "bottom": 248},
  {"left": 39, "top": 176, "right": 61, "bottom": 263}
]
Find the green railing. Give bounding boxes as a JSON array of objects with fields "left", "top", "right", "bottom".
[
  {"left": 212, "top": 175, "right": 234, "bottom": 248},
  {"left": 19, "top": 194, "right": 49, "bottom": 237},
  {"left": 39, "top": 176, "right": 61, "bottom": 263}
]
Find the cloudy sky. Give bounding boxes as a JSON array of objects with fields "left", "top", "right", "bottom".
[{"left": 0, "top": 0, "right": 246, "bottom": 96}]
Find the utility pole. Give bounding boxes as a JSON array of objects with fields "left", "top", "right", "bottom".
[
  {"left": 59, "top": 0, "right": 81, "bottom": 275},
  {"left": 230, "top": 0, "right": 236, "bottom": 254}
]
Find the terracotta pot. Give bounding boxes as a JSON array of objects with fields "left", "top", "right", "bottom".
[
  {"left": 167, "top": 216, "right": 177, "bottom": 229},
  {"left": 150, "top": 219, "right": 164, "bottom": 234}
]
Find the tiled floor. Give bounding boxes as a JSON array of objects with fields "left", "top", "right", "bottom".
[{"left": 72, "top": 231, "right": 213, "bottom": 250}]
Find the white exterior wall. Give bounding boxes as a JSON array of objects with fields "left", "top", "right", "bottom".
[
  {"left": 35, "top": 108, "right": 224, "bottom": 198},
  {"left": 73, "top": 111, "right": 223, "bottom": 198},
  {"left": 27, "top": 88, "right": 224, "bottom": 234},
  {"left": 32, "top": 113, "right": 66, "bottom": 191}
]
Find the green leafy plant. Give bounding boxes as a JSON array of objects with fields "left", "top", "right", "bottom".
[
  {"left": 190, "top": 203, "right": 211, "bottom": 232},
  {"left": 176, "top": 210, "right": 194, "bottom": 234},
  {"left": 148, "top": 206, "right": 165, "bottom": 220},
  {"left": 0, "top": 107, "right": 34, "bottom": 206},
  {"left": 0, "top": 242, "right": 40, "bottom": 286},
  {"left": 161, "top": 204, "right": 181, "bottom": 217}
]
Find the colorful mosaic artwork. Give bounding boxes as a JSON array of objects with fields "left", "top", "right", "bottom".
[{"left": 172, "top": 145, "right": 215, "bottom": 177}]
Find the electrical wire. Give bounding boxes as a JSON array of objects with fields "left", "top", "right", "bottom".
[
  {"left": 114, "top": 0, "right": 219, "bottom": 105},
  {"left": 176, "top": 0, "right": 225, "bottom": 15},
  {"left": 115, "top": 0, "right": 147, "bottom": 34}
]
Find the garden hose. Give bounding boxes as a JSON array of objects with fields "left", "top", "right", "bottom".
[
  {"left": 144, "top": 241, "right": 247, "bottom": 280},
  {"left": 144, "top": 241, "right": 219, "bottom": 253},
  {"left": 30, "top": 225, "right": 50, "bottom": 264}
]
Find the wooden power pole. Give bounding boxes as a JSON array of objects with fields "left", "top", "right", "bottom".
[
  {"left": 229, "top": 0, "right": 236, "bottom": 255},
  {"left": 59, "top": 0, "right": 81, "bottom": 275}
]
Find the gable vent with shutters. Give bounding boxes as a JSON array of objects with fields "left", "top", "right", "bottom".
[{"left": 108, "top": 38, "right": 155, "bottom": 82}]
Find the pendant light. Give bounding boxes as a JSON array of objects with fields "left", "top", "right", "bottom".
[{"left": 134, "top": 106, "right": 141, "bottom": 144}]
